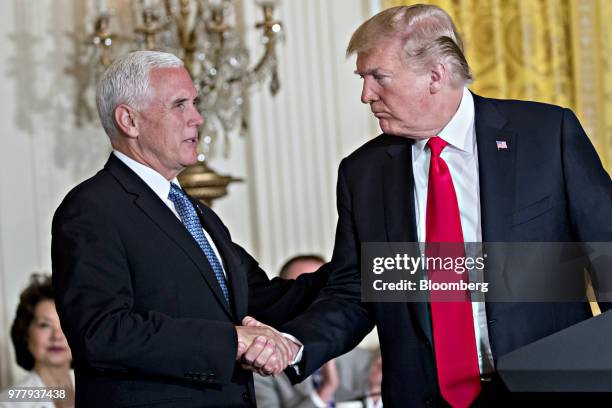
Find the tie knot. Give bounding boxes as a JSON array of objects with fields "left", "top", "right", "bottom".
[
  {"left": 427, "top": 136, "right": 448, "bottom": 157},
  {"left": 168, "top": 183, "right": 185, "bottom": 202}
]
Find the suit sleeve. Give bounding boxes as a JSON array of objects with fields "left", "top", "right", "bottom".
[
  {"left": 561, "top": 108, "right": 612, "bottom": 310},
  {"left": 561, "top": 108, "right": 612, "bottom": 241},
  {"left": 52, "top": 194, "right": 237, "bottom": 385},
  {"left": 247, "top": 259, "right": 331, "bottom": 327},
  {"left": 281, "top": 160, "right": 375, "bottom": 382},
  {"left": 194, "top": 202, "right": 330, "bottom": 327}
]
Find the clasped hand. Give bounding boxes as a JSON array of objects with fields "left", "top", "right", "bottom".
[{"left": 235, "top": 316, "right": 300, "bottom": 376}]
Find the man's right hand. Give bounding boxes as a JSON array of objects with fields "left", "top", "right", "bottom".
[{"left": 235, "top": 317, "right": 294, "bottom": 376}]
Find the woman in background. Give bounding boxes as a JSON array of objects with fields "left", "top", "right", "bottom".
[{"left": 0, "top": 274, "right": 74, "bottom": 408}]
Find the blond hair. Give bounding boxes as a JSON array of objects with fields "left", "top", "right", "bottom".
[{"left": 347, "top": 4, "right": 473, "bottom": 87}]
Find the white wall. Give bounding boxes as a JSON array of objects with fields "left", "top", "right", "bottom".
[
  {"left": 0, "top": 0, "right": 380, "bottom": 386},
  {"left": 0, "top": 0, "right": 112, "bottom": 386},
  {"left": 242, "top": 0, "right": 376, "bottom": 273}
]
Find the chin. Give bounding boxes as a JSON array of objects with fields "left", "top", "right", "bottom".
[
  {"left": 379, "top": 122, "right": 398, "bottom": 136},
  {"left": 43, "top": 357, "right": 71, "bottom": 367},
  {"left": 379, "top": 122, "right": 423, "bottom": 140},
  {"left": 181, "top": 152, "right": 199, "bottom": 166},
  {"left": 379, "top": 119, "right": 399, "bottom": 136}
]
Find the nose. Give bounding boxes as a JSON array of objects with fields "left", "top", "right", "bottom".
[
  {"left": 190, "top": 105, "right": 204, "bottom": 127},
  {"left": 360, "top": 78, "right": 378, "bottom": 105},
  {"left": 51, "top": 324, "right": 65, "bottom": 341}
]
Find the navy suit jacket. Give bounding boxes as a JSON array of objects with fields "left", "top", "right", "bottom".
[
  {"left": 52, "top": 154, "right": 327, "bottom": 407},
  {"left": 282, "top": 94, "right": 612, "bottom": 407}
]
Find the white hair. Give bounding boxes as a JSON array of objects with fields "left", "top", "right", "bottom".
[{"left": 95, "top": 50, "right": 184, "bottom": 138}]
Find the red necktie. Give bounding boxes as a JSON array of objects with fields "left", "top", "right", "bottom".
[{"left": 425, "top": 137, "right": 481, "bottom": 408}]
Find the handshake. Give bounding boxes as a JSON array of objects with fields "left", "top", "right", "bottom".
[{"left": 235, "top": 316, "right": 301, "bottom": 376}]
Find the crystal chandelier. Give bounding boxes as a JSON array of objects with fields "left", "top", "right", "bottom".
[{"left": 80, "top": 0, "right": 283, "bottom": 205}]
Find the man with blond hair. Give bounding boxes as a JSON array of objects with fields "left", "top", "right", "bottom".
[{"left": 244, "top": 4, "right": 611, "bottom": 407}]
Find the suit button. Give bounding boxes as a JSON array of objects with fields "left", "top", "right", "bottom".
[
  {"left": 242, "top": 392, "right": 250, "bottom": 402},
  {"left": 425, "top": 397, "right": 433, "bottom": 406}
]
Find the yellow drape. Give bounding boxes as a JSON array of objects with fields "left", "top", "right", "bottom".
[{"left": 382, "top": 0, "right": 612, "bottom": 173}]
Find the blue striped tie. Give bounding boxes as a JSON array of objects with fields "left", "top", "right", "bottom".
[{"left": 168, "top": 183, "right": 230, "bottom": 303}]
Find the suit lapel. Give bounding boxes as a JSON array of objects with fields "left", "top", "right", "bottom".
[
  {"left": 382, "top": 141, "right": 418, "bottom": 243},
  {"left": 191, "top": 198, "right": 247, "bottom": 320},
  {"left": 473, "top": 95, "right": 518, "bottom": 329},
  {"left": 105, "top": 155, "right": 234, "bottom": 319},
  {"left": 382, "top": 140, "right": 433, "bottom": 348},
  {"left": 473, "top": 95, "right": 516, "bottom": 242}
]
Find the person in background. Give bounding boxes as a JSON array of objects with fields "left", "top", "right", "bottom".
[
  {"left": 0, "top": 274, "right": 74, "bottom": 408},
  {"left": 255, "top": 255, "right": 382, "bottom": 408}
]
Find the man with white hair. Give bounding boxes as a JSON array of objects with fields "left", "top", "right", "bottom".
[
  {"left": 51, "top": 51, "right": 326, "bottom": 407},
  {"left": 245, "top": 4, "right": 611, "bottom": 407}
]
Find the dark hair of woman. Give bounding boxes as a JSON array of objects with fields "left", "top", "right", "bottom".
[{"left": 10, "top": 273, "right": 54, "bottom": 370}]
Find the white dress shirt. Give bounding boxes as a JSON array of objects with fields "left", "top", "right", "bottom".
[
  {"left": 113, "top": 150, "right": 227, "bottom": 278},
  {"left": 412, "top": 88, "right": 495, "bottom": 374}
]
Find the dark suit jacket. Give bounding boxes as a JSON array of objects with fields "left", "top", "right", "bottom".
[
  {"left": 51, "top": 154, "right": 327, "bottom": 407},
  {"left": 282, "top": 95, "right": 612, "bottom": 407}
]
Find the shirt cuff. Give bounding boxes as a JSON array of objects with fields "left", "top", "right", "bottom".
[
  {"left": 281, "top": 332, "right": 304, "bottom": 376},
  {"left": 281, "top": 332, "right": 304, "bottom": 365}
]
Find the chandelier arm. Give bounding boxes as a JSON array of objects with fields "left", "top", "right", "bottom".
[
  {"left": 248, "top": 33, "right": 275, "bottom": 81},
  {"left": 237, "top": 4, "right": 281, "bottom": 90}
]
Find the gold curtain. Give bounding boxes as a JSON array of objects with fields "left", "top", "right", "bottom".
[{"left": 382, "top": 0, "right": 612, "bottom": 173}]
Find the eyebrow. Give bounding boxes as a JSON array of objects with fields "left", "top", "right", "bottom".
[
  {"left": 171, "top": 95, "right": 201, "bottom": 106},
  {"left": 172, "top": 97, "right": 189, "bottom": 106},
  {"left": 354, "top": 68, "right": 386, "bottom": 76}
]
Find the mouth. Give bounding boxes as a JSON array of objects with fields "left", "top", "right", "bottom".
[
  {"left": 47, "top": 346, "right": 66, "bottom": 353},
  {"left": 373, "top": 111, "right": 390, "bottom": 118}
]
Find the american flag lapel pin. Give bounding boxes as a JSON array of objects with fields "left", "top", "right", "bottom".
[{"left": 496, "top": 140, "right": 508, "bottom": 150}]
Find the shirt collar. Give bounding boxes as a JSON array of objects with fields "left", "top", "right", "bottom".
[
  {"left": 113, "top": 150, "right": 180, "bottom": 202},
  {"left": 414, "top": 87, "right": 475, "bottom": 157}
]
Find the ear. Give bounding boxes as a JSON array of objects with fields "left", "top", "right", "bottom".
[
  {"left": 429, "top": 63, "right": 446, "bottom": 94},
  {"left": 114, "top": 104, "right": 139, "bottom": 138}
]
